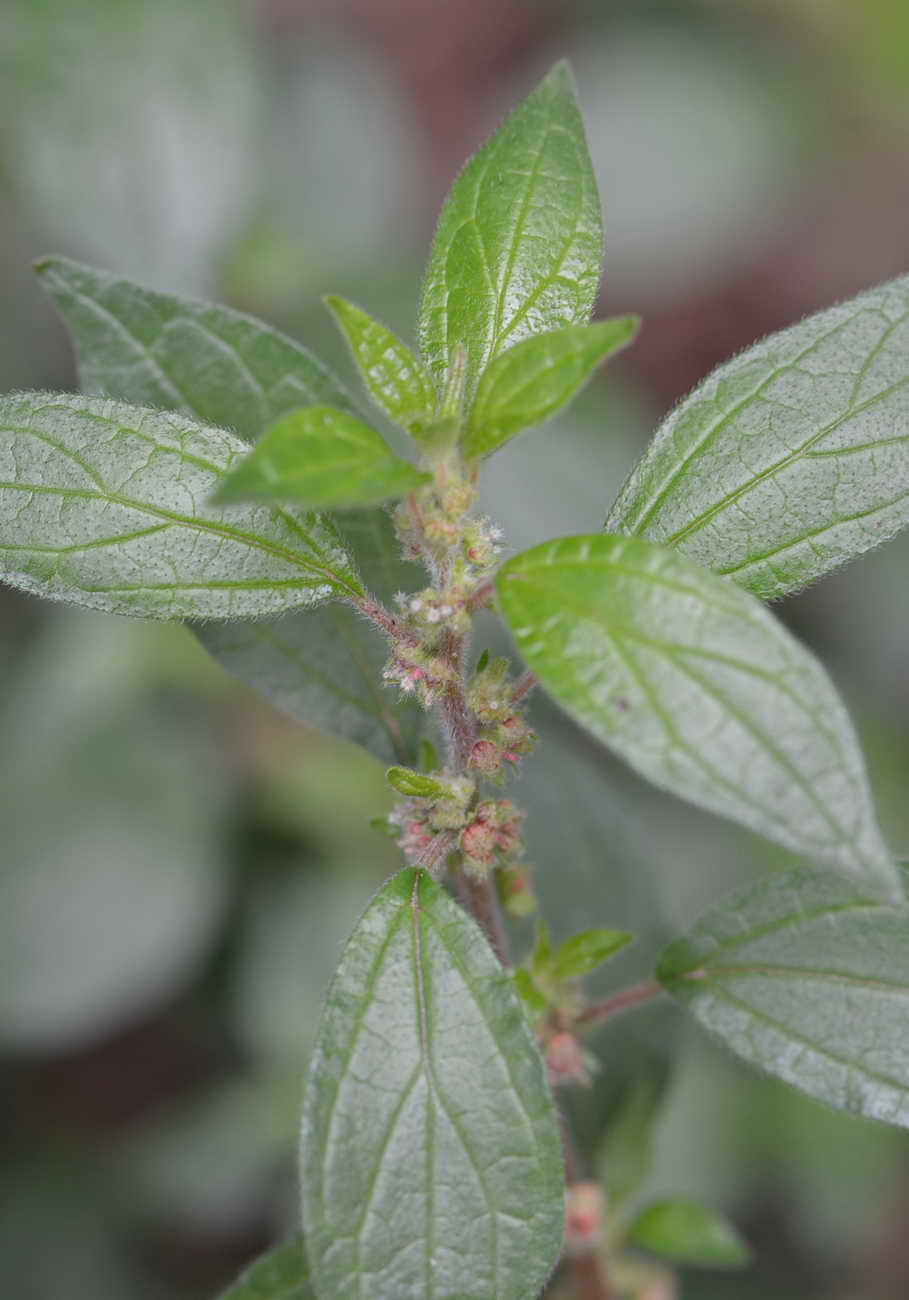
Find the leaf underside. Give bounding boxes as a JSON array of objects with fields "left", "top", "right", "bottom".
[
  {"left": 0, "top": 392, "right": 360, "bottom": 620},
  {"left": 607, "top": 274, "right": 909, "bottom": 599},
  {"left": 301, "top": 868, "right": 564, "bottom": 1300},
  {"left": 497, "top": 533, "right": 898, "bottom": 898},
  {"left": 660, "top": 866, "right": 909, "bottom": 1128}
]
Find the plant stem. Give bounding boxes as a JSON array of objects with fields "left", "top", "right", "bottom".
[
  {"left": 466, "top": 576, "right": 495, "bottom": 611},
  {"left": 353, "top": 592, "right": 413, "bottom": 642},
  {"left": 567, "top": 1253, "right": 614, "bottom": 1300},
  {"left": 438, "top": 626, "right": 477, "bottom": 770},
  {"left": 576, "top": 978, "right": 663, "bottom": 1027},
  {"left": 512, "top": 668, "right": 538, "bottom": 703},
  {"left": 455, "top": 869, "right": 511, "bottom": 965}
]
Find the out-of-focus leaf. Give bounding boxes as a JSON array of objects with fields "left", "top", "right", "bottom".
[
  {"left": 548, "top": 928, "right": 634, "bottom": 980},
  {"left": 218, "top": 1237, "right": 313, "bottom": 1300},
  {"left": 628, "top": 1198, "right": 750, "bottom": 1268}
]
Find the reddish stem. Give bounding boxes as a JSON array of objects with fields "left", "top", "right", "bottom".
[
  {"left": 455, "top": 869, "right": 510, "bottom": 966},
  {"left": 511, "top": 669, "right": 538, "bottom": 703},
  {"left": 466, "top": 576, "right": 495, "bottom": 612},
  {"left": 567, "top": 1253, "right": 614, "bottom": 1300},
  {"left": 576, "top": 979, "right": 663, "bottom": 1028}
]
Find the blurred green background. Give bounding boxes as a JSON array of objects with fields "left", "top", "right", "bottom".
[{"left": 4, "top": 1, "right": 909, "bottom": 1296}]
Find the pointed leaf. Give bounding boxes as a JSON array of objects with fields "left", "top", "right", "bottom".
[
  {"left": 301, "top": 868, "right": 564, "bottom": 1300},
  {"left": 214, "top": 406, "right": 429, "bottom": 511},
  {"left": 0, "top": 392, "right": 361, "bottom": 619},
  {"left": 196, "top": 509, "right": 423, "bottom": 764},
  {"left": 548, "top": 928, "right": 634, "bottom": 981},
  {"left": 497, "top": 533, "right": 899, "bottom": 898},
  {"left": 325, "top": 295, "right": 437, "bottom": 439},
  {"left": 36, "top": 255, "right": 356, "bottom": 439},
  {"left": 607, "top": 275, "right": 909, "bottom": 599},
  {"left": 419, "top": 60, "right": 603, "bottom": 401},
  {"left": 659, "top": 865, "right": 909, "bottom": 1128},
  {"left": 464, "top": 319, "right": 639, "bottom": 458},
  {"left": 218, "top": 1237, "right": 313, "bottom": 1299},
  {"left": 628, "top": 1200, "right": 750, "bottom": 1269}
]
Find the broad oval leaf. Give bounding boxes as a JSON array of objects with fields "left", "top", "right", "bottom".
[
  {"left": 218, "top": 1237, "right": 313, "bottom": 1300},
  {"left": 606, "top": 275, "right": 909, "bottom": 598},
  {"left": 301, "top": 867, "right": 564, "bottom": 1300},
  {"left": 196, "top": 508, "right": 423, "bottom": 765},
  {"left": 0, "top": 392, "right": 361, "bottom": 619},
  {"left": 627, "top": 1200, "right": 750, "bottom": 1269},
  {"left": 419, "top": 60, "right": 602, "bottom": 402},
  {"left": 325, "top": 295, "right": 437, "bottom": 439},
  {"left": 496, "top": 533, "right": 899, "bottom": 898},
  {"left": 36, "top": 255, "right": 356, "bottom": 438},
  {"left": 464, "top": 318, "right": 639, "bottom": 459},
  {"left": 214, "top": 405, "right": 429, "bottom": 510},
  {"left": 659, "top": 866, "right": 909, "bottom": 1127}
]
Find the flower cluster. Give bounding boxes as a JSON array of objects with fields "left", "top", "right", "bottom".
[
  {"left": 466, "top": 656, "right": 536, "bottom": 779},
  {"left": 382, "top": 641, "right": 456, "bottom": 709},
  {"left": 459, "top": 798, "right": 525, "bottom": 875},
  {"left": 388, "top": 775, "right": 475, "bottom": 865}
]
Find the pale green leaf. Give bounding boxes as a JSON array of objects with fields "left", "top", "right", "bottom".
[
  {"left": 513, "top": 968, "right": 548, "bottom": 1020},
  {"left": 325, "top": 295, "right": 437, "bottom": 439},
  {"left": 197, "top": 509, "right": 423, "bottom": 765},
  {"left": 386, "top": 765, "right": 451, "bottom": 798},
  {"left": 628, "top": 1199, "right": 750, "bottom": 1269},
  {"left": 301, "top": 868, "right": 564, "bottom": 1300},
  {"left": 548, "top": 928, "right": 634, "bottom": 981},
  {"left": 464, "top": 319, "right": 638, "bottom": 458},
  {"left": 214, "top": 405, "right": 429, "bottom": 510},
  {"left": 0, "top": 392, "right": 361, "bottom": 619},
  {"left": 36, "top": 254, "right": 356, "bottom": 438},
  {"left": 607, "top": 275, "right": 909, "bottom": 599},
  {"left": 419, "top": 60, "right": 602, "bottom": 402},
  {"left": 659, "top": 866, "right": 909, "bottom": 1128},
  {"left": 496, "top": 533, "right": 899, "bottom": 898},
  {"left": 218, "top": 1236, "right": 313, "bottom": 1299}
]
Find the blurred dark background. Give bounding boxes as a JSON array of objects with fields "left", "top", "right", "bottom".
[{"left": 4, "top": 2, "right": 909, "bottom": 1297}]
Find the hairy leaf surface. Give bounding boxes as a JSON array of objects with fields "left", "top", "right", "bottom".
[
  {"left": 0, "top": 392, "right": 361, "bottom": 619},
  {"left": 36, "top": 255, "right": 355, "bottom": 437},
  {"left": 497, "top": 534, "right": 898, "bottom": 897},
  {"left": 325, "top": 296, "right": 437, "bottom": 439},
  {"left": 215, "top": 405, "right": 428, "bottom": 510},
  {"left": 419, "top": 61, "right": 602, "bottom": 401},
  {"left": 464, "top": 319, "right": 638, "bottom": 458},
  {"left": 301, "top": 868, "right": 564, "bottom": 1300},
  {"left": 607, "top": 276, "right": 909, "bottom": 598},
  {"left": 659, "top": 866, "right": 909, "bottom": 1127},
  {"left": 218, "top": 1237, "right": 313, "bottom": 1300}
]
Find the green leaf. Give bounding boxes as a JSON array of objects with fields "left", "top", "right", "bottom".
[
  {"left": 386, "top": 765, "right": 451, "bottom": 798},
  {"left": 325, "top": 295, "right": 437, "bottom": 439},
  {"left": 464, "top": 319, "right": 639, "bottom": 458},
  {"left": 0, "top": 392, "right": 361, "bottom": 620},
  {"left": 659, "top": 865, "right": 909, "bottom": 1128},
  {"left": 197, "top": 508, "right": 423, "bottom": 765},
  {"left": 598, "top": 1073, "right": 664, "bottom": 1212},
  {"left": 497, "top": 533, "right": 899, "bottom": 898},
  {"left": 513, "top": 967, "right": 548, "bottom": 1020},
  {"left": 218, "top": 1237, "right": 313, "bottom": 1299},
  {"left": 628, "top": 1199, "right": 750, "bottom": 1269},
  {"left": 548, "top": 928, "right": 634, "bottom": 980},
  {"left": 301, "top": 868, "right": 564, "bottom": 1300},
  {"left": 214, "top": 405, "right": 429, "bottom": 511},
  {"left": 419, "top": 60, "right": 603, "bottom": 402},
  {"left": 606, "top": 275, "right": 909, "bottom": 599},
  {"left": 35, "top": 255, "right": 356, "bottom": 438}
]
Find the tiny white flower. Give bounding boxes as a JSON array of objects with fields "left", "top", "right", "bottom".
[
  {"left": 409, "top": 598, "right": 423, "bottom": 613},
  {"left": 426, "top": 608, "right": 441, "bottom": 624}
]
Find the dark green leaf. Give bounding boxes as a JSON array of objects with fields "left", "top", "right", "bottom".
[
  {"left": 325, "top": 295, "right": 437, "bottom": 439},
  {"left": 419, "top": 60, "right": 602, "bottom": 402},
  {"left": 607, "top": 275, "right": 909, "bottom": 599},
  {"left": 214, "top": 406, "right": 429, "bottom": 511},
  {"left": 628, "top": 1199, "right": 750, "bottom": 1269},
  {"left": 464, "top": 319, "right": 638, "bottom": 458},
  {"left": 0, "top": 392, "right": 361, "bottom": 619},
  {"left": 659, "top": 865, "right": 909, "bottom": 1128},
  {"left": 598, "top": 1073, "right": 664, "bottom": 1211},
  {"left": 549, "top": 928, "right": 634, "bottom": 980},
  {"left": 36, "top": 255, "right": 356, "bottom": 439},
  {"left": 497, "top": 533, "right": 899, "bottom": 898},
  {"left": 218, "top": 1236, "right": 313, "bottom": 1299},
  {"left": 301, "top": 868, "right": 564, "bottom": 1300}
]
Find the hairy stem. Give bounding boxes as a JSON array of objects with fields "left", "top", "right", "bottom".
[
  {"left": 455, "top": 870, "right": 511, "bottom": 965},
  {"left": 576, "top": 978, "right": 663, "bottom": 1027}
]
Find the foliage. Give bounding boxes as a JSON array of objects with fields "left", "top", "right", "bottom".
[{"left": 3, "top": 58, "right": 909, "bottom": 1300}]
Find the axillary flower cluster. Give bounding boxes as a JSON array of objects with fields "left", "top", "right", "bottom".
[{"left": 374, "top": 443, "right": 537, "bottom": 899}]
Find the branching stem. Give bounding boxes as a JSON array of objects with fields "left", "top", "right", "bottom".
[{"left": 576, "top": 978, "right": 663, "bottom": 1027}]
